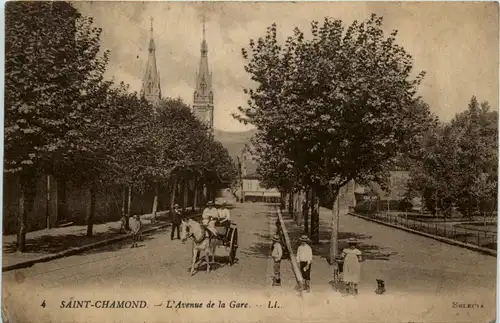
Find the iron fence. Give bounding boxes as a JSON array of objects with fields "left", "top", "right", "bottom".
[{"left": 362, "top": 212, "right": 497, "bottom": 250}]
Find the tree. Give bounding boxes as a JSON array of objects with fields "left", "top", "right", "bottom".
[
  {"left": 408, "top": 97, "right": 498, "bottom": 219},
  {"left": 237, "top": 14, "right": 433, "bottom": 265},
  {"left": 5, "top": 1, "right": 109, "bottom": 249}
]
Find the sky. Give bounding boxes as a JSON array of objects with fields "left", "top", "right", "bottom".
[{"left": 74, "top": 1, "right": 499, "bottom": 132}]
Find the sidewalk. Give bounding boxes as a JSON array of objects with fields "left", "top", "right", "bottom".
[
  {"left": 2, "top": 210, "right": 199, "bottom": 271},
  {"left": 284, "top": 208, "right": 496, "bottom": 298}
]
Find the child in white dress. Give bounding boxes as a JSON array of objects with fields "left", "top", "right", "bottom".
[{"left": 341, "top": 237, "right": 363, "bottom": 295}]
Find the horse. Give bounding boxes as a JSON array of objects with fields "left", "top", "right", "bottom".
[{"left": 180, "top": 218, "right": 217, "bottom": 276}]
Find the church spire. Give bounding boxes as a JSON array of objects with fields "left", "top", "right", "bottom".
[
  {"left": 140, "top": 16, "right": 161, "bottom": 107},
  {"left": 197, "top": 15, "right": 210, "bottom": 92},
  {"left": 193, "top": 16, "right": 214, "bottom": 132}
]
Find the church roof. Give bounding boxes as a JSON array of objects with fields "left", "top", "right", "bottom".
[
  {"left": 140, "top": 18, "right": 161, "bottom": 104},
  {"left": 195, "top": 18, "right": 212, "bottom": 96}
]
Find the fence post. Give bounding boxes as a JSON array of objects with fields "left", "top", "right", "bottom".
[
  {"left": 435, "top": 223, "right": 437, "bottom": 235},
  {"left": 477, "top": 231, "right": 480, "bottom": 246}
]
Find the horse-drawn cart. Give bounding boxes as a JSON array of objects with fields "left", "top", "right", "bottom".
[{"left": 214, "top": 221, "right": 238, "bottom": 265}]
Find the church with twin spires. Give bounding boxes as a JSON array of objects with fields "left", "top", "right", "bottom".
[{"left": 140, "top": 17, "right": 214, "bottom": 133}]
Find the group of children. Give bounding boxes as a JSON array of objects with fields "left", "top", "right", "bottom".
[{"left": 271, "top": 219, "right": 365, "bottom": 295}]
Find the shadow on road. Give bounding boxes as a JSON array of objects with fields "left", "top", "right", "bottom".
[
  {"left": 242, "top": 232, "right": 272, "bottom": 259},
  {"left": 280, "top": 214, "right": 398, "bottom": 262},
  {"left": 79, "top": 228, "right": 169, "bottom": 255},
  {"left": 3, "top": 228, "right": 124, "bottom": 255}
]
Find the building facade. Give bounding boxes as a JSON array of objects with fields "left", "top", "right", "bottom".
[
  {"left": 192, "top": 20, "right": 214, "bottom": 132},
  {"left": 241, "top": 174, "right": 281, "bottom": 203},
  {"left": 140, "top": 18, "right": 162, "bottom": 108},
  {"left": 236, "top": 144, "right": 280, "bottom": 203}
]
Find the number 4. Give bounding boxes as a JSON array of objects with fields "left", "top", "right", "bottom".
[{"left": 40, "top": 300, "right": 46, "bottom": 308}]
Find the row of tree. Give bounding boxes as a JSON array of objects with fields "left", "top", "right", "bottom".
[
  {"left": 406, "top": 96, "right": 498, "bottom": 220},
  {"left": 5, "top": 2, "right": 236, "bottom": 252},
  {"left": 236, "top": 14, "right": 435, "bottom": 265}
]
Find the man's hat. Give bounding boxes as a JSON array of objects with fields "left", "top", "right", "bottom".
[
  {"left": 272, "top": 235, "right": 280, "bottom": 242},
  {"left": 174, "top": 204, "right": 179, "bottom": 208},
  {"left": 300, "top": 235, "right": 310, "bottom": 243},
  {"left": 207, "top": 201, "right": 214, "bottom": 206},
  {"left": 347, "top": 237, "right": 358, "bottom": 244}
]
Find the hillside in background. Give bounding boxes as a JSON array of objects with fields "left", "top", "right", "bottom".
[
  {"left": 214, "top": 128, "right": 258, "bottom": 176},
  {"left": 214, "top": 128, "right": 256, "bottom": 159},
  {"left": 214, "top": 129, "right": 411, "bottom": 192}
]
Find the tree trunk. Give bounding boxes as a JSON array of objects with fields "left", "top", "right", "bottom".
[
  {"left": 288, "top": 191, "right": 294, "bottom": 216},
  {"left": 57, "top": 178, "right": 67, "bottom": 223},
  {"left": 202, "top": 184, "right": 208, "bottom": 205},
  {"left": 297, "top": 191, "right": 303, "bottom": 225},
  {"left": 296, "top": 191, "right": 300, "bottom": 225},
  {"left": 121, "top": 185, "right": 126, "bottom": 216},
  {"left": 126, "top": 184, "right": 132, "bottom": 230},
  {"left": 309, "top": 188, "right": 315, "bottom": 238},
  {"left": 303, "top": 188, "right": 310, "bottom": 235},
  {"left": 210, "top": 183, "right": 216, "bottom": 203},
  {"left": 170, "top": 176, "right": 179, "bottom": 213},
  {"left": 280, "top": 191, "right": 286, "bottom": 211},
  {"left": 192, "top": 178, "right": 198, "bottom": 212},
  {"left": 46, "top": 175, "right": 51, "bottom": 229},
  {"left": 311, "top": 187, "right": 320, "bottom": 244},
  {"left": 200, "top": 184, "right": 205, "bottom": 206},
  {"left": 239, "top": 178, "right": 244, "bottom": 203},
  {"left": 183, "top": 178, "right": 189, "bottom": 212},
  {"left": 86, "top": 185, "right": 96, "bottom": 237},
  {"left": 330, "top": 188, "right": 340, "bottom": 264},
  {"left": 310, "top": 186, "right": 319, "bottom": 243},
  {"left": 17, "top": 178, "right": 28, "bottom": 253},
  {"left": 295, "top": 192, "right": 300, "bottom": 223},
  {"left": 152, "top": 182, "right": 159, "bottom": 220}
]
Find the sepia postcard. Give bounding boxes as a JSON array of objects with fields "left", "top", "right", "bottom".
[{"left": 2, "top": 1, "right": 498, "bottom": 323}]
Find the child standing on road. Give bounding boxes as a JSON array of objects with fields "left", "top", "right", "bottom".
[
  {"left": 130, "top": 215, "right": 142, "bottom": 248},
  {"left": 296, "top": 235, "right": 313, "bottom": 292},
  {"left": 342, "top": 237, "right": 363, "bottom": 295},
  {"left": 271, "top": 235, "right": 283, "bottom": 286}
]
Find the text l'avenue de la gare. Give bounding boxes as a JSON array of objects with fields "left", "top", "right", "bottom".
[{"left": 59, "top": 300, "right": 282, "bottom": 309}]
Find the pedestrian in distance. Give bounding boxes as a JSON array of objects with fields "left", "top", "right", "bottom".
[
  {"left": 171, "top": 204, "right": 182, "bottom": 240},
  {"left": 296, "top": 235, "right": 313, "bottom": 292},
  {"left": 271, "top": 234, "right": 283, "bottom": 286},
  {"left": 341, "top": 237, "right": 363, "bottom": 295},
  {"left": 130, "top": 215, "right": 142, "bottom": 248},
  {"left": 119, "top": 214, "right": 127, "bottom": 234}
]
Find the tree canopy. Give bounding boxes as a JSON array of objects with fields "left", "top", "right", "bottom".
[
  {"left": 5, "top": 1, "right": 236, "bottom": 250},
  {"left": 407, "top": 96, "right": 498, "bottom": 217},
  {"left": 236, "top": 14, "right": 434, "bottom": 195}
]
